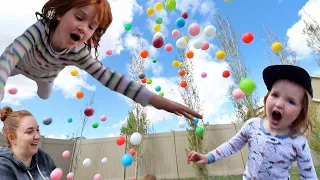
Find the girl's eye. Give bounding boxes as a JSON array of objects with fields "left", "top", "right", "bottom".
[
  {"left": 288, "top": 100, "right": 295, "bottom": 105},
  {"left": 75, "top": 15, "right": 82, "bottom": 21},
  {"left": 271, "top": 93, "right": 278, "bottom": 98}
]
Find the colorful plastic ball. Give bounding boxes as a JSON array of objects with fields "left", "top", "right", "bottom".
[
  {"left": 152, "top": 59, "right": 157, "bottom": 63},
  {"left": 155, "top": 86, "right": 161, "bottom": 92},
  {"left": 101, "top": 157, "right": 108, "bottom": 164},
  {"left": 67, "top": 172, "right": 74, "bottom": 180},
  {"left": 179, "top": 69, "right": 186, "bottom": 76},
  {"left": 165, "top": 0, "right": 176, "bottom": 11},
  {"left": 241, "top": 32, "right": 254, "bottom": 44},
  {"left": 140, "top": 50, "right": 149, "bottom": 58},
  {"left": 159, "top": 92, "right": 164, "bottom": 97},
  {"left": 152, "top": 36, "right": 164, "bottom": 48},
  {"left": 232, "top": 89, "right": 245, "bottom": 99},
  {"left": 141, "top": 78, "right": 147, "bottom": 83},
  {"left": 156, "top": 17, "right": 163, "bottom": 24},
  {"left": 146, "top": 78, "right": 152, "bottom": 84},
  {"left": 50, "top": 168, "right": 63, "bottom": 180},
  {"left": 124, "top": 23, "right": 132, "bottom": 30},
  {"left": 172, "top": 29, "right": 180, "bottom": 38},
  {"left": 186, "top": 50, "right": 194, "bottom": 58},
  {"left": 8, "top": 88, "right": 17, "bottom": 95},
  {"left": 100, "top": 115, "right": 107, "bottom": 122},
  {"left": 106, "top": 49, "right": 112, "bottom": 56},
  {"left": 181, "top": 12, "right": 188, "bottom": 19},
  {"left": 147, "top": 8, "right": 155, "bottom": 16},
  {"left": 239, "top": 78, "right": 256, "bottom": 93},
  {"left": 128, "top": 148, "right": 136, "bottom": 156},
  {"left": 175, "top": 17, "right": 185, "bottom": 28},
  {"left": 165, "top": 44, "right": 173, "bottom": 52},
  {"left": 201, "top": 41, "right": 210, "bottom": 50},
  {"left": 188, "top": 23, "right": 200, "bottom": 36},
  {"left": 116, "top": 136, "right": 126, "bottom": 146},
  {"left": 67, "top": 118, "right": 72, "bottom": 123},
  {"left": 216, "top": 50, "right": 226, "bottom": 60},
  {"left": 92, "top": 122, "right": 99, "bottom": 128},
  {"left": 93, "top": 174, "right": 102, "bottom": 180},
  {"left": 271, "top": 42, "right": 282, "bottom": 52},
  {"left": 201, "top": 72, "right": 207, "bottom": 78},
  {"left": 172, "top": 60, "right": 179, "bottom": 67},
  {"left": 70, "top": 69, "right": 78, "bottom": 76},
  {"left": 222, "top": 70, "right": 230, "bottom": 78},
  {"left": 155, "top": 2, "right": 163, "bottom": 10},
  {"left": 180, "top": 81, "right": 187, "bottom": 88},
  {"left": 138, "top": 72, "right": 145, "bottom": 79},
  {"left": 176, "top": 38, "right": 187, "bottom": 49},
  {"left": 84, "top": 107, "right": 94, "bottom": 117},
  {"left": 121, "top": 153, "right": 133, "bottom": 167},
  {"left": 62, "top": 150, "right": 70, "bottom": 158},
  {"left": 83, "top": 158, "right": 91, "bottom": 167},
  {"left": 204, "top": 25, "right": 217, "bottom": 38},
  {"left": 193, "top": 118, "right": 199, "bottom": 124},
  {"left": 43, "top": 117, "right": 52, "bottom": 125},
  {"left": 195, "top": 126, "right": 204, "bottom": 135},
  {"left": 76, "top": 91, "right": 84, "bottom": 99}
]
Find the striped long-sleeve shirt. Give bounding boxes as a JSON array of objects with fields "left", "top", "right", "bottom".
[
  {"left": 0, "top": 20, "right": 154, "bottom": 106},
  {"left": 206, "top": 117, "right": 318, "bottom": 180}
]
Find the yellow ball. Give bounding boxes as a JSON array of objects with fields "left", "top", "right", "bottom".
[
  {"left": 155, "top": 2, "right": 163, "bottom": 11},
  {"left": 179, "top": 62, "right": 184, "bottom": 67},
  {"left": 71, "top": 69, "right": 78, "bottom": 76},
  {"left": 216, "top": 50, "right": 226, "bottom": 60},
  {"left": 153, "top": 24, "right": 161, "bottom": 32},
  {"left": 271, "top": 42, "right": 282, "bottom": 52},
  {"left": 182, "top": 36, "right": 189, "bottom": 43},
  {"left": 147, "top": 7, "right": 155, "bottom": 16},
  {"left": 172, "top": 60, "right": 179, "bottom": 67}
]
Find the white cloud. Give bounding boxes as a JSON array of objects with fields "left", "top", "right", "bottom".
[
  {"left": 46, "top": 134, "right": 68, "bottom": 140},
  {"left": 312, "top": 68, "right": 320, "bottom": 76},
  {"left": 286, "top": 0, "right": 320, "bottom": 60},
  {"left": 107, "top": 133, "right": 117, "bottom": 137}
]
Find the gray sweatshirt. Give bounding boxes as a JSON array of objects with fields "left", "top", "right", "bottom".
[{"left": 0, "top": 146, "right": 56, "bottom": 180}]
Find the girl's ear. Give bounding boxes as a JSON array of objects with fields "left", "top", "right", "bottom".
[{"left": 56, "top": 14, "right": 62, "bottom": 21}]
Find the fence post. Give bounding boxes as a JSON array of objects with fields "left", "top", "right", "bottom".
[
  {"left": 233, "top": 123, "right": 246, "bottom": 169},
  {"left": 171, "top": 130, "right": 179, "bottom": 179}
]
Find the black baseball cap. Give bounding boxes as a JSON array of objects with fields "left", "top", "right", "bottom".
[{"left": 263, "top": 65, "right": 313, "bottom": 98}]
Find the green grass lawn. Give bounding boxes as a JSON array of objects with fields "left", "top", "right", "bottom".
[{"left": 167, "top": 166, "right": 320, "bottom": 180}]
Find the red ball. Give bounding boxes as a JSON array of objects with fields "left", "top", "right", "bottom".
[
  {"left": 128, "top": 148, "right": 136, "bottom": 156},
  {"left": 141, "top": 78, "right": 146, "bottom": 84},
  {"left": 152, "top": 36, "right": 164, "bottom": 48},
  {"left": 84, "top": 107, "right": 94, "bottom": 117},
  {"left": 222, "top": 70, "right": 230, "bottom": 78},
  {"left": 181, "top": 12, "right": 188, "bottom": 19},
  {"left": 241, "top": 32, "right": 254, "bottom": 44},
  {"left": 116, "top": 136, "right": 126, "bottom": 146}
]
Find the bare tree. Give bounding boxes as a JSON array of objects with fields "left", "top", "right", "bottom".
[
  {"left": 216, "top": 15, "right": 262, "bottom": 122},
  {"left": 120, "top": 34, "right": 154, "bottom": 179},
  {"left": 68, "top": 93, "right": 96, "bottom": 179}
]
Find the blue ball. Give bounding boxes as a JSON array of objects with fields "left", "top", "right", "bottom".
[
  {"left": 175, "top": 17, "right": 185, "bottom": 28},
  {"left": 193, "top": 117, "right": 198, "bottom": 125},
  {"left": 121, "top": 153, "right": 133, "bottom": 167},
  {"left": 155, "top": 86, "right": 161, "bottom": 92},
  {"left": 67, "top": 118, "right": 73, "bottom": 123}
]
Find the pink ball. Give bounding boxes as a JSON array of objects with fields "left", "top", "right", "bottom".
[
  {"left": 84, "top": 107, "right": 94, "bottom": 117},
  {"left": 50, "top": 168, "right": 63, "bottom": 180},
  {"left": 67, "top": 172, "right": 74, "bottom": 180},
  {"left": 62, "top": 150, "right": 70, "bottom": 158},
  {"left": 201, "top": 41, "right": 210, "bottom": 50},
  {"left": 132, "top": 178, "right": 137, "bottom": 180},
  {"left": 8, "top": 88, "right": 17, "bottom": 95},
  {"left": 172, "top": 29, "right": 180, "bottom": 38},
  {"left": 165, "top": 44, "right": 173, "bottom": 52},
  {"left": 106, "top": 49, "right": 112, "bottom": 56},
  {"left": 201, "top": 72, "right": 207, "bottom": 78},
  {"left": 100, "top": 115, "right": 107, "bottom": 122},
  {"left": 188, "top": 23, "right": 200, "bottom": 36},
  {"left": 93, "top": 173, "right": 102, "bottom": 180},
  {"left": 232, "top": 89, "right": 245, "bottom": 100}
]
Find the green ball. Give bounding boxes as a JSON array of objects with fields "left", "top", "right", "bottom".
[
  {"left": 159, "top": 91, "right": 164, "bottom": 97},
  {"left": 152, "top": 59, "right": 157, "bottom": 63},
  {"left": 124, "top": 23, "right": 132, "bottom": 30},
  {"left": 165, "top": 0, "right": 176, "bottom": 11},
  {"left": 195, "top": 126, "right": 204, "bottom": 136},
  {"left": 146, "top": 78, "right": 152, "bottom": 84},
  {"left": 92, "top": 122, "right": 99, "bottom": 128},
  {"left": 239, "top": 78, "right": 256, "bottom": 93},
  {"left": 156, "top": 17, "right": 163, "bottom": 24}
]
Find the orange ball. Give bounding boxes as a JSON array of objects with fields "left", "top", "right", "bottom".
[
  {"left": 179, "top": 69, "right": 186, "bottom": 76},
  {"left": 180, "top": 80, "right": 187, "bottom": 88},
  {"left": 140, "top": 50, "right": 149, "bottom": 58},
  {"left": 186, "top": 50, "right": 194, "bottom": 59},
  {"left": 76, "top": 91, "right": 84, "bottom": 99}
]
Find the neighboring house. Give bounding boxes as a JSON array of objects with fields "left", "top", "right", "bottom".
[{"left": 311, "top": 76, "right": 320, "bottom": 103}]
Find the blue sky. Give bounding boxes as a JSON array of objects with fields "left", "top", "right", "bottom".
[{"left": 0, "top": 0, "right": 319, "bottom": 139}]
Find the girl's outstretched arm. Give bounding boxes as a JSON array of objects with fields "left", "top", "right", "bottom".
[
  {"left": 206, "top": 118, "right": 255, "bottom": 163},
  {"left": 296, "top": 140, "right": 318, "bottom": 179}
]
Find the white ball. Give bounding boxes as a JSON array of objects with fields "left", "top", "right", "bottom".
[
  {"left": 153, "top": 32, "right": 165, "bottom": 40},
  {"left": 101, "top": 157, "right": 108, "bottom": 164},
  {"left": 82, "top": 158, "right": 91, "bottom": 167},
  {"left": 130, "top": 132, "right": 142, "bottom": 145},
  {"left": 204, "top": 25, "right": 216, "bottom": 38},
  {"left": 178, "top": 120, "right": 186, "bottom": 128},
  {"left": 193, "top": 39, "right": 203, "bottom": 49},
  {"left": 176, "top": 38, "right": 187, "bottom": 49}
]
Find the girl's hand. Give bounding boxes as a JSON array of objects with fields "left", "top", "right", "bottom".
[
  {"left": 149, "top": 94, "right": 203, "bottom": 120},
  {"left": 187, "top": 151, "right": 209, "bottom": 165}
]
